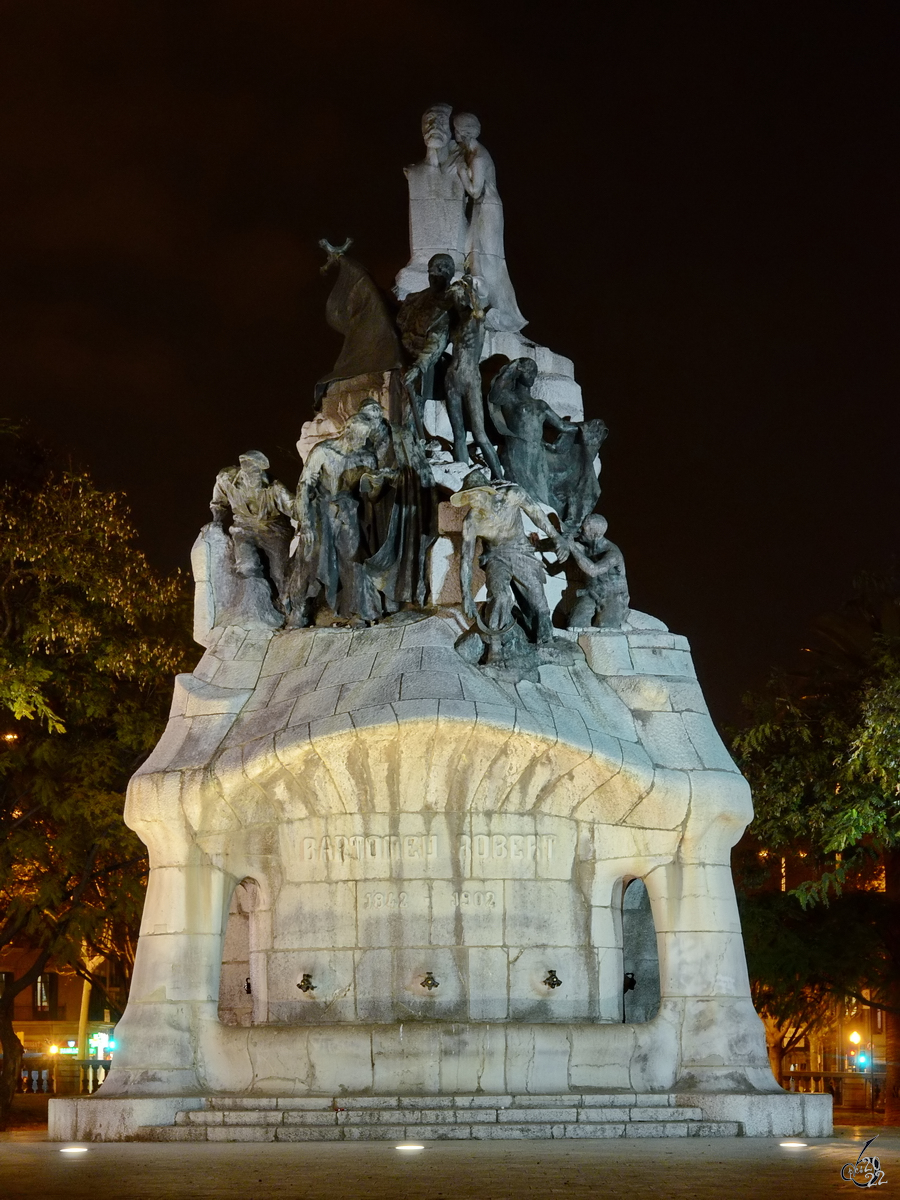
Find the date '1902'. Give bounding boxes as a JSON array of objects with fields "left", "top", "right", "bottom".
[{"left": 453, "top": 890, "right": 496, "bottom": 908}]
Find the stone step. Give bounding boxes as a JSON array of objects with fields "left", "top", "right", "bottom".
[
  {"left": 198, "top": 1092, "right": 691, "bottom": 1112},
  {"left": 143, "top": 1116, "right": 741, "bottom": 1142},
  {"left": 137, "top": 1092, "right": 742, "bottom": 1141},
  {"left": 175, "top": 1103, "right": 706, "bottom": 1127}
]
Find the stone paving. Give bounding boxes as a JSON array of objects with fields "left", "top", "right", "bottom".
[{"left": 0, "top": 1124, "right": 896, "bottom": 1199}]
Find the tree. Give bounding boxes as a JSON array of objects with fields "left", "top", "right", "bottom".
[
  {"left": 737, "top": 884, "right": 893, "bottom": 1086},
  {"left": 739, "top": 890, "right": 839, "bottom": 1080},
  {"left": 733, "top": 572, "right": 900, "bottom": 1121},
  {"left": 0, "top": 425, "right": 193, "bottom": 1128}
]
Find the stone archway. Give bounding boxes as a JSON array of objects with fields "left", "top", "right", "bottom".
[
  {"left": 622, "top": 877, "right": 661, "bottom": 1024},
  {"left": 218, "top": 878, "right": 262, "bottom": 1027}
]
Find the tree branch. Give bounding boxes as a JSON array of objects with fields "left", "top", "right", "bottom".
[
  {"left": 72, "top": 966, "right": 124, "bottom": 1022},
  {"left": 2, "top": 947, "right": 53, "bottom": 1000},
  {"left": 5, "top": 804, "right": 42, "bottom": 834},
  {"left": 1, "top": 842, "right": 102, "bottom": 994},
  {"left": 842, "top": 988, "right": 900, "bottom": 1017}
]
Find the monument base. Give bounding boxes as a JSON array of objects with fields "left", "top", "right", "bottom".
[{"left": 50, "top": 1089, "right": 831, "bottom": 1141}]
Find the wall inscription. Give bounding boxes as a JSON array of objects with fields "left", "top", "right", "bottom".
[
  {"left": 301, "top": 833, "right": 557, "bottom": 864},
  {"left": 303, "top": 835, "right": 437, "bottom": 862}
]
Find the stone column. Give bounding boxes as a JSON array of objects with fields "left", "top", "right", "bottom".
[
  {"left": 645, "top": 771, "right": 779, "bottom": 1092},
  {"left": 589, "top": 879, "right": 625, "bottom": 1023},
  {"left": 101, "top": 853, "right": 235, "bottom": 1096}
]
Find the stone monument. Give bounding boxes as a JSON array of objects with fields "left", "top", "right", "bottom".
[{"left": 51, "top": 107, "right": 830, "bottom": 1142}]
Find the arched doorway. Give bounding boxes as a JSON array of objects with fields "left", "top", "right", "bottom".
[
  {"left": 218, "top": 878, "right": 263, "bottom": 1026},
  {"left": 622, "top": 878, "right": 660, "bottom": 1023}
]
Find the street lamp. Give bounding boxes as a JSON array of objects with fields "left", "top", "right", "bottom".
[
  {"left": 849, "top": 1027, "right": 864, "bottom": 1075},
  {"left": 849, "top": 1028, "right": 874, "bottom": 1109}
]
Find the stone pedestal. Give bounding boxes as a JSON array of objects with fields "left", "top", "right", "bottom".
[
  {"left": 50, "top": 1088, "right": 831, "bottom": 1142},
  {"left": 50, "top": 611, "right": 831, "bottom": 1139}
]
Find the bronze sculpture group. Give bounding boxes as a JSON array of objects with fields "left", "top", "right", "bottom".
[{"left": 207, "top": 108, "right": 630, "bottom": 666}]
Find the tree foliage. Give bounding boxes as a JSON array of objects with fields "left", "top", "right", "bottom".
[
  {"left": 0, "top": 424, "right": 193, "bottom": 1127},
  {"left": 734, "top": 573, "right": 900, "bottom": 901},
  {"left": 732, "top": 572, "right": 900, "bottom": 1116},
  {"left": 743, "top": 901, "right": 835, "bottom": 1074}
]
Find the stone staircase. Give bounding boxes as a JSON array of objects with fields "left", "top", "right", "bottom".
[{"left": 138, "top": 1093, "right": 741, "bottom": 1141}]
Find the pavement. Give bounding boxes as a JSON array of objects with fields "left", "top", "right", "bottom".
[{"left": 0, "top": 1123, "right": 897, "bottom": 1199}]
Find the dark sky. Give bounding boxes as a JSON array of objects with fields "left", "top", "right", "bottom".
[{"left": 2, "top": 1, "right": 897, "bottom": 725}]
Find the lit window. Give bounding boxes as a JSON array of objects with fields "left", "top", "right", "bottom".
[
  {"left": 32, "top": 973, "right": 57, "bottom": 1019},
  {"left": 35, "top": 977, "right": 50, "bottom": 1012}
]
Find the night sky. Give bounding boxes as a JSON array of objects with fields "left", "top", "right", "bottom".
[{"left": 2, "top": 1, "right": 897, "bottom": 725}]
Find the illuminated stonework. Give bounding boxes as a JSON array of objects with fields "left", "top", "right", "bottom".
[{"left": 50, "top": 107, "right": 831, "bottom": 1142}]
